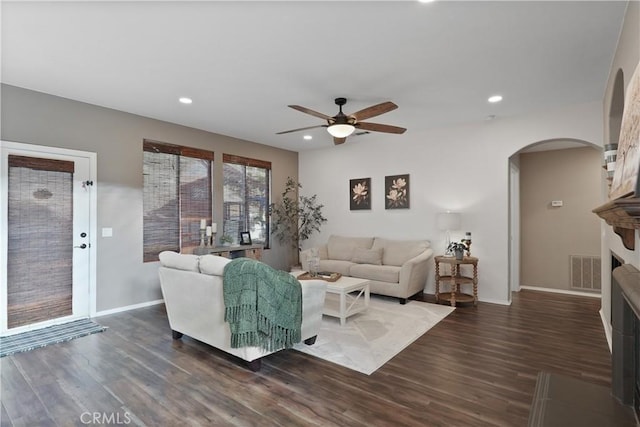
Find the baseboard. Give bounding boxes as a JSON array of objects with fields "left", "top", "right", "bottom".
[
  {"left": 478, "top": 297, "right": 511, "bottom": 306},
  {"left": 600, "top": 308, "right": 612, "bottom": 353},
  {"left": 422, "top": 293, "right": 511, "bottom": 306},
  {"left": 519, "top": 285, "right": 601, "bottom": 298},
  {"left": 94, "top": 299, "right": 164, "bottom": 317}
]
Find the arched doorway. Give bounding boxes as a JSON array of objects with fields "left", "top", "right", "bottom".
[{"left": 509, "top": 139, "right": 603, "bottom": 300}]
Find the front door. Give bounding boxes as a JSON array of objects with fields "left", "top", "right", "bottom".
[{"left": 1, "top": 141, "right": 95, "bottom": 335}]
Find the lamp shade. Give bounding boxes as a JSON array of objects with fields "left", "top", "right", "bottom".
[
  {"left": 327, "top": 124, "right": 355, "bottom": 138},
  {"left": 437, "top": 212, "right": 461, "bottom": 231}
]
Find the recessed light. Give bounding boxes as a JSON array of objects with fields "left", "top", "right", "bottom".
[
  {"left": 418, "top": 0, "right": 435, "bottom": 3},
  {"left": 303, "top": 135, "right": 312, "bottom": 140},
  {"left": 488, "top": 95, "right": 503, "bottom": 103},
  {"left": 179, "top": 97, "right": 193, "bottom": 104}
]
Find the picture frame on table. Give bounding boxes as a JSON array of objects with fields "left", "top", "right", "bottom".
[{"left": 240, "top": 231, "right": 252, "bottom": 245}]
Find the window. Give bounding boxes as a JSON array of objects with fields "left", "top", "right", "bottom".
[
  {"left": 223, "top": 154, "right": 271, "bottom": 247},
  {"left": 143, "top": 140, "right": 213, "bottom": 261}
]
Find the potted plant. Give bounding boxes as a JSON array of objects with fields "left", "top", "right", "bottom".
[
  {"left": 270, "top": 177, "right": 327, "bottom": 265},
  {"left": 220, "top": 235, "right": 233, "bottom": 246},
  {"left": 447, "top": 241, "right": 468, "bottom": 260}
]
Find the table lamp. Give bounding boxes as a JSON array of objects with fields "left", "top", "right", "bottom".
[{"left": 437, "top": 212, "right": 461, "bottom": 256}]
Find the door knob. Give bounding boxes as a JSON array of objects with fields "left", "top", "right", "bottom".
[{"left": 74, "top": 244, "right": 87, "bottom": 249}]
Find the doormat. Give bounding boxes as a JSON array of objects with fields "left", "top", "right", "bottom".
[{"left": 0, "top": 319, "right": 106, "bottom": 357}]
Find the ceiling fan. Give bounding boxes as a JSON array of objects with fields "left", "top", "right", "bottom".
[{"left": 276, "top": 97, "right": 406, "bottom": 145}]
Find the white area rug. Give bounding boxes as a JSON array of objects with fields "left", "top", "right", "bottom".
[{"left": 293, "top": 296, "right": 454, "bottom": 375}]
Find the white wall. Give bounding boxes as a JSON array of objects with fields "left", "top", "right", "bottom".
[{"left": 300, "top": 101, "right": 603, "bottom": 305}]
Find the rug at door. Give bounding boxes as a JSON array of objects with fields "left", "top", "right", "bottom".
[
  {"left": 0, "top": 319, "right": 107, "bottom": 357},
  {"left": 293, "top": 297, "right": 454, "bottom": 375}
]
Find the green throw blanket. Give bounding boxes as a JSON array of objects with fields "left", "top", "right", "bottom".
[{"left": 223, "top": 258, "right": 302, "bottom": 352}]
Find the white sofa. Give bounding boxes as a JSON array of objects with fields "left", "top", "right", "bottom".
[
  {"left": 300, "top": 235, "right": 433, "bottom": 304},
  {"left": 158, "top": 251, "right": 327, "bottom": 371}
]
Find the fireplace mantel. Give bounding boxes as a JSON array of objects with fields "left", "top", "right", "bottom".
[{"left": 593, "top": 196, "right": 640, "bottom": 250}]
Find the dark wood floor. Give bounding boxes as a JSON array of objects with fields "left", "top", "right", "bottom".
[{"left": 1, "top": 290, "right": 613, "bottom": 426}]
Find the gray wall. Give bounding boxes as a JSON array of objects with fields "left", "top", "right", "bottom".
[
  {"left": 520, "top": 146, "right": 602, "bottom": 290},
  {"left": 1, "top": 84, "right": 298, "bottom": 312}
]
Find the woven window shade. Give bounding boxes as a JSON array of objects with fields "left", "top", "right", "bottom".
[
  {"left": 7, "top": 155, "right": 74, "bottom": 328},
  {"left": 143, "top": 151, "right": 179, "bottom": 261},
  {"left": 179, "top": 156, "right": 212, "bottom": 251},
  {"left": 143, "top": 140, "right": 213, "bottom": 261},
  {"left": 222, "top": 156, "right": 270, "bottom": 246}
]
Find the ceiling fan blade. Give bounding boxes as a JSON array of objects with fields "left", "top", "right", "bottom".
[
  {"left": 333, "top": 137, "right": 347, "bottom": 145},
  {"left": 288, "top": 105, "right": 332, "bottom": 120},
  {"left": 351, "top": 101, "right": 398, "bottom": 121},
  {"left": 356, "top": 122, "right": 406, "bottom": 134},
  {"left": 276, "top": 124, "right": 326, "bottom": 135}
]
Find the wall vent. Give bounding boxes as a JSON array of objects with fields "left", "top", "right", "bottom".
[{"left": 570, "top": 255, "right": 601, "bottom": 292}]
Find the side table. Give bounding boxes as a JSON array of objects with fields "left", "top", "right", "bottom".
[{"left": 434, "top": 255, "right": 479, "bottom": 307}]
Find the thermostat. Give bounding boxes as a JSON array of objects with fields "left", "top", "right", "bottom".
[{"left": 551, "top": 200, "right": 563, "bottom": 207}]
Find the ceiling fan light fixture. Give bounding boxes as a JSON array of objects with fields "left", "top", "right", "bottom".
[{"left": 327, "top": 124, "right": 355, "bottom": 138}]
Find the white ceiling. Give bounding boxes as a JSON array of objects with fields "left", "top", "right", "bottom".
[{"left": 1, "top": 1, "right": 628, "bottom": 152}]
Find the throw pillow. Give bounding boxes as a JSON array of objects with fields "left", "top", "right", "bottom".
[
  {"left": 158, "top": 251, "right": 200, "bottom": 272},
  {"left": 199, "top": 254, "right": 231, "bottom": 276},
  {"left": 351, "top": 248, "right": 383, "bottom": 265}
]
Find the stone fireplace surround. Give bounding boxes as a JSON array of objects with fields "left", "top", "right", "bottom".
[{"left": 611, "top": 263, "right": 640, "bottom": 420}]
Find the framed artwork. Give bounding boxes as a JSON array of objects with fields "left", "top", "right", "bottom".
[
  {"left": 240, "top": 231, "right": 252, "bottom": 245},
  {"left": 350, "top": 177, "right": 371, "bottom": 210},
  {"left": 385, "top": 174, "right": 410, "bottom": 209},
  {"left": 610, "top": 61, "right": 640, "bottom": 199}
]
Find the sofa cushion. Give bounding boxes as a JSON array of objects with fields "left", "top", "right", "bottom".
[
  {"left": 349, "top": 264, "right": 401, "bottom": 283},
  {"left": 318, "top": 259, "right": 355, "bottom": 276},
  {"left": 159, "top": 251, "right": 200, "bottom": 272},
  {"left": 199, "top": 254, "right": 231, "bottom": 276},
  {"left": 351, "top": 247, "right": 383, "bottom": 265},
  {"left": 372, "top": 238, "right": 430, "bottom": 267},
  {"left": 327, "top": 235, "right": 374, "bottom": 261}
]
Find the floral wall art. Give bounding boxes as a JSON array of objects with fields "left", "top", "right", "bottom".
[
  {"left": 350, "top": 177, "right": 371, "bottom": 210},
  {"left": 385, "top": 174, "right": 410, "bottom": 209}
]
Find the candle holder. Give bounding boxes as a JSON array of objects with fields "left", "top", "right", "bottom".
[
  {"left": 199, "top": 229, "right": 206, "bottom": 247},
  {"left": 463, "top": 232, "right": 472, "bottom": 256},
  {"left": 211, "top": 232, "right": 217, "bottom": 247}
]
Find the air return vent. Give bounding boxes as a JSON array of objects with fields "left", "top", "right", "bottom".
[{"left": 570, "top": 255, "right": 601, "bottom": 292}]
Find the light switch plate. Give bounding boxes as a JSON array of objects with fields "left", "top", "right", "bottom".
[{"left": 102, "top": 227, "right": 113, "bottom": 237}]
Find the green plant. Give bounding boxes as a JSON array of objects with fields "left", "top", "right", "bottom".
[
  {"left": 270, "top": 177, "right": 327, "bottom": 252},
  {"left": 447, "top": 241, "right": 468, "bottom": 253},
  {"left": 220, "top": 234, "right": 233, "bottom": 244}
]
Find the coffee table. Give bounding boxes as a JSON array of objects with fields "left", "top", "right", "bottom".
[{"left": 322, "top": 276, "right": 370, "bottom": 326}]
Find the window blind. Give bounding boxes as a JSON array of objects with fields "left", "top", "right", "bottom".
[
  {"left": 143, "top": 140, "right": 213, "bottom": 261},
  {"left": 7, "top": 155, "right": 74, "bottom": 328},
  {"left": 222, "top": 154, "right": 271, "bottom": 247}
]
